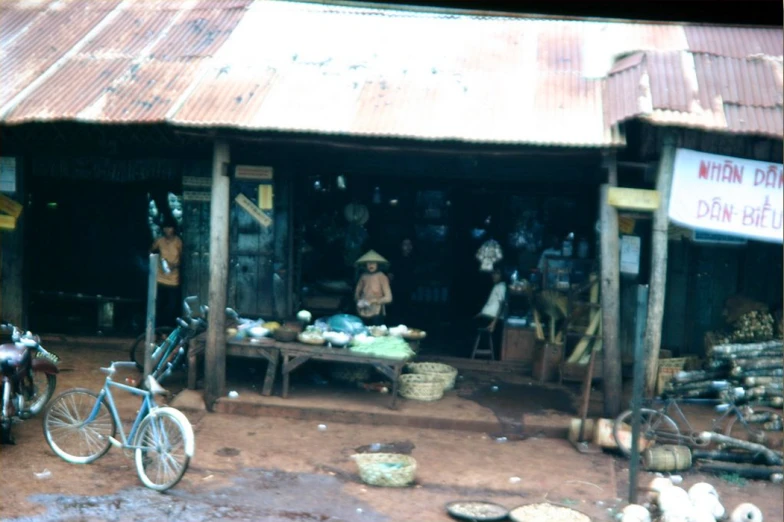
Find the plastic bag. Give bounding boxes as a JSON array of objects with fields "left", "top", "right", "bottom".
[{"left": 326, "top": 314, "right": 368, "bottom": 336}]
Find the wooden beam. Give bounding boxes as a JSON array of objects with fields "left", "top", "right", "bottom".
[
  {"left": 644, "top": 133, "right": 676, "bottom": 397},
  {"left": 205, "top": 140, "right": 231, "bottom": 409},
  {"left": 600, "top": 183, "right": 622, "bottom": 417}
]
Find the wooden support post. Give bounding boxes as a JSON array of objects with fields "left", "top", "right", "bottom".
[
  {"left": 205, "top": 140, "right": 231, "bottom": 409},
  {"left": 644, "top": 133, "right": 676, "bottom": 397},
  {"left": 600, "top": 183, "right": 622, "bottom": 417}
]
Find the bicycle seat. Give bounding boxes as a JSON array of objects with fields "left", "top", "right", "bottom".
[{"left": 146, "top": 375, "right": 169, "bottom": 396}]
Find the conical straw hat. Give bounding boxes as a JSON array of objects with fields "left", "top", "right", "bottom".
[{"left": 355, "top": 249, "right": 389, "bottom": 265}]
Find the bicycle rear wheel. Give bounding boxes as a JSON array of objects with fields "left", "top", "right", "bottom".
[
  {"left": 613, "top": 408, "right": 681, "bottom": 458},
  {"left": 130, "top": 327, "right": 174, "bottom": 371},
  {"left": 43, "top": 389, "right": 116, "bottom": 464},
  {"left": 134, "top": 407, "right": 194, "bottom": 491},
  {"left": 724, "top": 406, "right": 783, "bottom": 450}
]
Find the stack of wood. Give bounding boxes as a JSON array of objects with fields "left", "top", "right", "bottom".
[{"left": 665, "top": 339, "right": 783, "bottom": 405}]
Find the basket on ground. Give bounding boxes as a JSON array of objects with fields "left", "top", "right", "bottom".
[
  {"left": 406, "top": 362, "right": 458, "bottom": 391},
  {"left": 351, "top": 453, "right": 417, "bottom": 487},
  {"left": 398, "top": 373, "right": 444, "bottom": 401}
]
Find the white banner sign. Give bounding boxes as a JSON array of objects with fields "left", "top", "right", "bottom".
[{"left": 669, "top": 149, "right": 783, "bottom": 243}]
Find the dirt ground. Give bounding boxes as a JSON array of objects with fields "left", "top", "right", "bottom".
[{"left": 0, "top": 340, "right": 782, "bottom": 521}]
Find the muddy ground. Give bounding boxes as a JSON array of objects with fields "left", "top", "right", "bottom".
[{"left": 0, "top": 340, "right": 781, "bottom": 521}]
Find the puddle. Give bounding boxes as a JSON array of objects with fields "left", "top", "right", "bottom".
[
  {"left": 354, "top": 440, "right": 415, "bottom": 455},
  {"left": 10, "top": 469, "right": 388, "bottom": 522},
  {"left": 463, "top": 383, "right": 576, "bottom": 438},
  {"left": 215, "top": 447, "right": 241, "bottom": 457}
]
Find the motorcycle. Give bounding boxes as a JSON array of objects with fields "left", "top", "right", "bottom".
[{"left": 0, "top": 324, "right": 60, "bottom": 444}]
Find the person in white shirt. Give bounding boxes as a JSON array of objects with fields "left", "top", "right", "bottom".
[{"left": 475, "top": 267, "right": 507, "bottom": 331}]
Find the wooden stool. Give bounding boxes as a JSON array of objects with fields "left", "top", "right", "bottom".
[{"left": 471, "top": 325, "right": 496, "bottom": 360}]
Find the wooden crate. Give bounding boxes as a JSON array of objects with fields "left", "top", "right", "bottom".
[
  {"left": 501, "top": 326, "right": 536, "bottom": 363},
  {"left": 656, "top": 356, "right": 699, "bottom": 395}
]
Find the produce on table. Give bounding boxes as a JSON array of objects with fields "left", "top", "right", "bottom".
[{"left": 349, "top": 336, "right": 415, "bottom": 360}]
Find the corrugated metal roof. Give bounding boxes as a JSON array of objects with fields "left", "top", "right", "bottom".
[
  {"left": 606, "top": 50, "right": 783, "bottom": 138},
  {"left": 1, "top": 0, "right": 782, "bottom": 146}
]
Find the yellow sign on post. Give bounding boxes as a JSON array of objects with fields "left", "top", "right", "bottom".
[
  {"left": 0, "top": 194, "right": 22, "bottom": 219},
  {"left": 0, "top": 215, "right": 16, "bottom": 230},
  {"left": 608, "top": 187, "right": 660, "bottom": 212}
]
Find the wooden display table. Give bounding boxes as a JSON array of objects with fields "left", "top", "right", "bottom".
[
  {"left": 189, "top": 334, "right": 410, "bottom": 409},
  {"left": 188, "top": 335, "right": 280, "bottom": 396},
  {"left": 278, "top": 342, "right": 410, "bottom": 409}
]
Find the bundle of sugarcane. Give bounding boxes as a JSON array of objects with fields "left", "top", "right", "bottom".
[{"left": 715, "top": 310, "right": 777, "bottom": 344}]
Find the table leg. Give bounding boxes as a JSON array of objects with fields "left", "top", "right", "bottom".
[
  {"left": 281, "top": 354, "right": 291, "bottom": 398},
  {"left": 187, "top": 351, "right": 198, "bottom": 390},
  {"left": 261, "top": 349, "right": 278, "bottom": 397},
  {"left": 389, "top": 364, "right": 402, "bottom": 409}
]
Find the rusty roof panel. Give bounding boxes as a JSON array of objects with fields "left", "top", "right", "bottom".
[
  {"left": 81, "top": 10, "right": 180, "bottom": 57},
  {"left": 149, "top": 1, "right": 250, "bottom": 61},
  {"left": 0, "top": 2, "right": 117, "bottom": 107},
  {"left": 175, "top": 66, "right": 278, "bottom": 126},
  {"left": 723, "top": 104, "right": 784, "bottom": 136},
  {"left": 685, "top": 26, "right": 784, "bottom": 58},
  {"left": 1, "top": 0, "right": 781, "bottom": 144},
  {"left": 4, "top": 58, "right": 132, "bottom": 123},
  {"left": 693, "top": 54, "right": 783, "bottom": 108},
  {"left": 646, "top": 52, "right": 697, "bottom": 113},
  {"left": 99, "top": 59, "right": 206, "bottom": 121}
]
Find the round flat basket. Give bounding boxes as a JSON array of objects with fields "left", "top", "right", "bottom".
[
  {"left": 406, "top": 362, "right": 458, "bottom": 391},
  {"left": 446, "top": 500, "right": 510, "bottom": 521},
  {"left": 509, "top": 503, "right": 591, "bottom": 522},
  {"left": 399, "top": 374, "right": 444, "bottom": 401},
  {"left": 297, "top": 334, "right": 325, "bottom": 345},
  {"left": 351, "top": 453, "right": 416, "bottom": 488}
]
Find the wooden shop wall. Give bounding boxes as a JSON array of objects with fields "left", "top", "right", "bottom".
[{"left": 623, "top": 122, "right": 783, "bottom": 357}]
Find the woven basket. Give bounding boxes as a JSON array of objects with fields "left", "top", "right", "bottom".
[
  {"left": 399, "top": 374, "right": 444, "bottom": 401},
  {"left": 406, "top": 362, "right": 458, "bottom": 391},
  {"left": 351, "top": 453, "right": 417, "bottom": 487}
]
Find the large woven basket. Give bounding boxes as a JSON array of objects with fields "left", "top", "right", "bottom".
[
  {"left": 351, "top": 453, "right": 417, "bottom": 487},
  {"left": 406, "top": 362, "right": 458, "bottom": 391},
  {"left": 399, "top": 374, "right": 444, "bottom": 401}
]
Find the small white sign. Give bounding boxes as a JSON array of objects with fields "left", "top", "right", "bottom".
[
  {"left": 620, "top": 235, "right": 641, "bottom": 276},
  {"left": 0, "top": 157, "right": 16, "bottom": 193}
]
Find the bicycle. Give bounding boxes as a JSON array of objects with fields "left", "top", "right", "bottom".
[
  {"left": 42, "top": 361, "right": 195, "bottom": 491},
  {"left": 612, "top": 381, "right": 783, "bottom": 457},
  {"left": 129, "top": 296, "right": 208, "bottom": 384},
  {"left": 129, "top": 297, "right": 240, "bottom": 385}
]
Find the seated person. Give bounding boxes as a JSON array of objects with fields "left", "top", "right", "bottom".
[{"left": 474, "top": 267, "right": 507, "bottom": 331}]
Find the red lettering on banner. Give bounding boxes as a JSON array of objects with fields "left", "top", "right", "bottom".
[{"left": 698, "top": 160, "right": 744, "bottom": 184}]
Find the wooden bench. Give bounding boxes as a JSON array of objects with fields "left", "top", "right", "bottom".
[{"left": 188, "top": 335, "right": 280, "bottom": 396}]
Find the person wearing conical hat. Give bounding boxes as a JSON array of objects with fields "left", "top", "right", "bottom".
[{"left": 354, "top": 250, "right": 393, "bottom": 326}]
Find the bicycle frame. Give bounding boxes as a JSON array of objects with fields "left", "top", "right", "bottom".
[
  {"left": 150, "top": 326, "right": 188, "bottom": 368},
  {"left": 646, "top": 396, "right": 744, "bottom": 443},
  {"left": 85, "top": 376, "right": 159, "bottom": 450}
]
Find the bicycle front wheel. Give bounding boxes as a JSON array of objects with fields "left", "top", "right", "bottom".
[
  {"left": 134, "top": 407, "right": 194, "bottom": 491},
  {"left": 130, "top": 327, "right": 174, "bottom": 370},
  {"left": 43, "top": 389, "right": 116, "bottom": 464},
  {"left": 724, "top": 406, "right": 783, "bottom": 450},
  {"left": 613, "top": 408, "right": 681, "bottom": 458}
]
